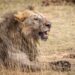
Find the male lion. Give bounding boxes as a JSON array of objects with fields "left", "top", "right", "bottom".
[{"left": 0, "top": 9, "right": 51, "bottom": 71}]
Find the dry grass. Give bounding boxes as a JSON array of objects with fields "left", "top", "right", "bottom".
[
  {"left": 0, "top": 0, "right": 75, "bottom": 75},
  {"left": 0, "top": 69, "right": 75, "bottom": 75}
]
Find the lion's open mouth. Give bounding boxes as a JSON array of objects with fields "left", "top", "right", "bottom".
[{"left": 39, "top": 31, "right": 48, "bottom": 41}]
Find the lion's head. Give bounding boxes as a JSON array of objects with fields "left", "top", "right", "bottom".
[{"left": 14, "top": 10, "right": 51, "bottom": 41}]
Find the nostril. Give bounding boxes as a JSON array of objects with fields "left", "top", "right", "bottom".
[{"left": 46, "top": 24, "right": 51, "bottom": 28}]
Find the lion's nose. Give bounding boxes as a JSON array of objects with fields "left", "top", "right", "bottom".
[
  {"left": 45, "top": 22, "right": 51, "bottom": 32},
  {"left": 45, "top": 22, "right": 51, "bottom": 29}
]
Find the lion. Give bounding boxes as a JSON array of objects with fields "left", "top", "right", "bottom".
[{"left": 0, "top": 9, "right": 51, "bottom": 71}]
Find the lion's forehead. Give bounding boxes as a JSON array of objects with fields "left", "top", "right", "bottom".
[
  {"left": 31, "top": 12, "right": 49, "bottom": 22},
  {"left": 15, "top": 10, "right": 49, "bottom": 23}
]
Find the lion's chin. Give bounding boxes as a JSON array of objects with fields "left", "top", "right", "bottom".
[{"left": 39, "top": 31, "right": 48, "bottom": 41}]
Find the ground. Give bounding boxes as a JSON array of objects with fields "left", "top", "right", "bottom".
[{"left": 0, "top": 0, "right": 75, "bottom": 75}]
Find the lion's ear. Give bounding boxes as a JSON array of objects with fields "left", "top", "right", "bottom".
[{"left": 14, "top": 10, "right": 34, "bottom": 22}]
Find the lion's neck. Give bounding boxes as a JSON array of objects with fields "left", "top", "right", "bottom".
[{"left": 21, "top": 35, "right": 38, "bottom": 61}]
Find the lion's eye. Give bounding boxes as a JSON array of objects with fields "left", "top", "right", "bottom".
[{"left": 34, "top": 17, "right": 38, "bottom": 20}]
